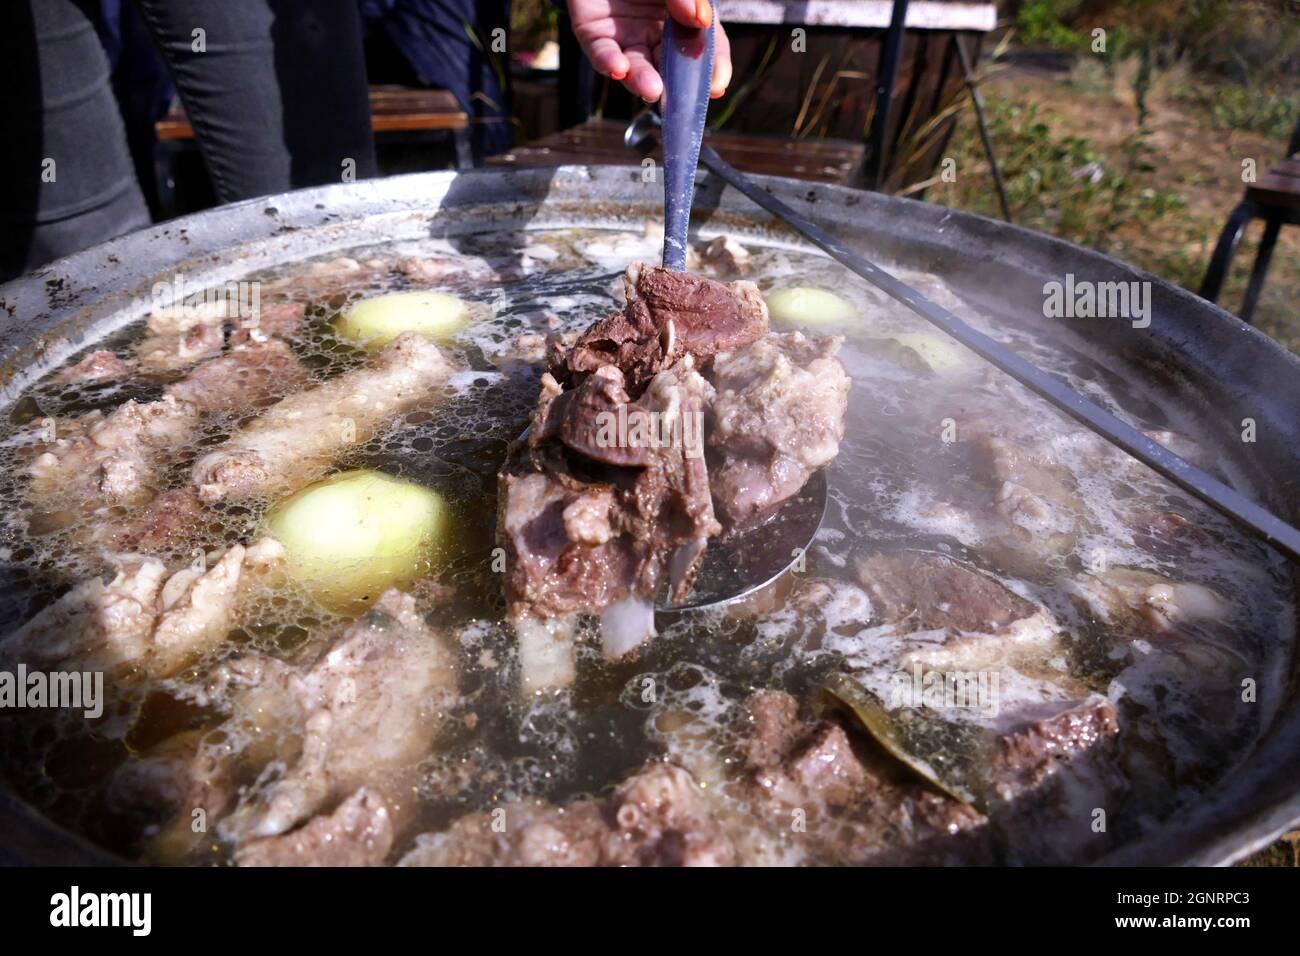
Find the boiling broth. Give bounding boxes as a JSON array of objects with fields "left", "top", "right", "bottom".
[{"left": 0, "top": 227, "right": 1291, "bottom": 864}]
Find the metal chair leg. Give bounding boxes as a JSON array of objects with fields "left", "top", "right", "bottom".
[
  {"left": 1241, "top": 216, "right": 1282, "bottom": 325},
  {"left": 1199, "top": 200, "right": 1256, "bottom": 303},
  {"left": 861, "top": 0, "right": 910, "bottom": 190}
]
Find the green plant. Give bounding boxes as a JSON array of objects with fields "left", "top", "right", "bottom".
[
  {"left": 1014, "top": 0, "right": 1090, "bottom": 50},
  {"left": 1178, "top": 81, "right": 1300, "bottom": 138},
  {"left": 931, "top": 97, "right": 1185, "bottom": 253}
]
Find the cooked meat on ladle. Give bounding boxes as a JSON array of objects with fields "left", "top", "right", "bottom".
[
  {"left": 709, "top": 330, "right": 850, "bottom": 532},
  {"left": 499, "top": 264, "right": 848, "bottom": 677}
]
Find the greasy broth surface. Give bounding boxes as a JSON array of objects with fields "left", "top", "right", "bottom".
[{"left": 0, "top": 227, "right": 1292, "bottom": 864}]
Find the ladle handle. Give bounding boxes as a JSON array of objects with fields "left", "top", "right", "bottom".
[{"left": 659, "top": 17, "right": 714, "bottom": 271}]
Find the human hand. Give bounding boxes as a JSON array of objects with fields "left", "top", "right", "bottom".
[{"left": 568, "top": 0, "right": 733, "bottom": 102}]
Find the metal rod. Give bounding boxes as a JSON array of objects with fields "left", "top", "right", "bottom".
[
  {"left": 862, "top": 0, "right": 910, "bottom": 190},
  {"left": 954, "top": 35, "right": 1012, "bottom": 223},
  {"left": 697, "top": 143, "right": 1300, "bottom": 564}
]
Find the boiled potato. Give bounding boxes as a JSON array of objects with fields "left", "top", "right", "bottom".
[
  {"left": 265, "top": 469, "right": 449, "bottom": 606},
  {"left": 888, "top": 332, "right": 975, "bottom": 374},
  {"left": 336, "top": 290, "right": 471, "bottom": 347},
  {"left": 765, "top": 286, "right": 855, "bottom": 326}
]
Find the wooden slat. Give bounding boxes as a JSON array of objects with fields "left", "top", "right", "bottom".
[
  {"left": 156, "top": 86, "right": 467, "bottom": 141},
  {"left": 1248, "top": 170, "right": 1300, "bottom": 210},
  {"left": 490, "top": 120, "right": 863, "bottom": 184}
]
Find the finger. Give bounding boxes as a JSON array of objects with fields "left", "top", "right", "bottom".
[
  {"left": 667, "top": 0, "right": 712, "bottom": 29},
  {"left": 623, "top": 47, "right": 664, "bottom": 102},
  {"left": 711, "top": 23, "right": 733, "bottom": 98},
  {"left": 581, "top": 35, "right": 631, "bottom": 81}
]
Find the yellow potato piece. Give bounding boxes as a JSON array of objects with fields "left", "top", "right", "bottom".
[
  {"left": 765, "top": 286, "right": 855, "bottom": 326},
  {"left": 889, "top": 332, "right": 975, "bottom": 374},
  {"left": 336, "top": 290, "right": 471, "bottom": 348},
  {"left": 265, "top": 469, "right": 449, "bottom": 606}
]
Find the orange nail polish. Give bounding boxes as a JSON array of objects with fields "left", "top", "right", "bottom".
[
  {"left": 611, "top": 69, "right": 627, "bottom": 81},
  {"left": 696, "top": 0, "right": 712, "bottom": 28}
]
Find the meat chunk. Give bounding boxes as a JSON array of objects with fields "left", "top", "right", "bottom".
[
  {"left": 709, "top": 331, "right": 850, "bottom": 530},
  {"left": 630, "top": 264, "right": 769, "bottom": 364},
  {"left": 29, "top": 395, "right": 198, "bottom": 508},
  {"left": 164, "top": 337, "right": 307, "bottom": 415},
  {"left": 127, "top": 588, "right": 455, "bottom": 862},
  {"left": 1, "top": 556, "right": 166, "bottom": 674},
  {"left": 397, "top": 255, "right": 494, "bottom": 285},
  {"left": 87, "top": 487, "right": 204, "bottom": 555},
  {"left": 1064, "top": 566, "right": 1243, "bottom": 675},
  {"left": 235, "top": 788, "right": 395, "bottom": 867},
  {"left": 133, "top": 300, "right": 235, "bottom": 373},
  {"left": 215, "top": 589, "right": 456, "bottom": 842},
  {"left": 30, "top": 339, "right": 306, "bottom": 510},
  {"left": 400, "top": 762, "right": 734, "bottom": 867},
  {"left": 500, "top": 356, "right": 720, "bottom": 659},
  {"left": 192, "top": 331, "right": 454, "bottom": 503},
  {"left": 735, "top": 691, "right": 990, "bottom": 864},
  {"left": 552, "top": 263, "right": 768, "bottom": 394},
  {"left": 54, "top": 349, "right": 132, "bottom": 385},
  {"left": 988, "top": 694, "right": 1119, "bottom": 804},
  {"left": 499, "top": 469, "right": 643, "bottom": 621},
  {"left": 244, "top": 300, "right": 308, "bottom": 341},
  {"left": 1065, "top": 567, "right": 1230, "bottom": 636},
  {"left": 694, "top": 235, "right": 751, "bottom": 277},
  {"left": 0, "top": 540, "right": 275, "bottom": 680},
  {"left": 260, "top": 256, "right": 390, "bottom": 301},
  {"left": 944, "top": 399, "right": 1208, "bottom": 565},
  {"left": 856, "top": 551, "right": 1034, "bottom": 633},
  {"left": 401, "top": 799, "right": 608, "bottom": 867}
]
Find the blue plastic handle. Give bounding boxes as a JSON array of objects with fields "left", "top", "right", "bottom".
[{"left": 659, "top": 18, "right": 714, "bottom": 271}]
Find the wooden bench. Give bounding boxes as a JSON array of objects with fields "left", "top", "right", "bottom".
[
  {"left": 154, "top": 85, "right": 472, "bottom": 217},
  {"left": 157, "top": 85, "right": 470, "bottom": 161},
  {"left": 1201, "top": 122, "right": 1300, "bottom": 324},
  {"left": 489, "top": 119, "right": 864, "bottom": 185}
]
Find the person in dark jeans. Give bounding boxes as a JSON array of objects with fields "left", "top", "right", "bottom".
[
  {"left": 359, "top": 0, "right": 514, "bottom": 160},
  {"left": 0, "top": 0, "right": 378, "bottom": 281}
]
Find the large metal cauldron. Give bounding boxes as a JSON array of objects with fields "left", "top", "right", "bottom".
[{"left": 0, "top": 166, "right": 1296, "bottom": 865}]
